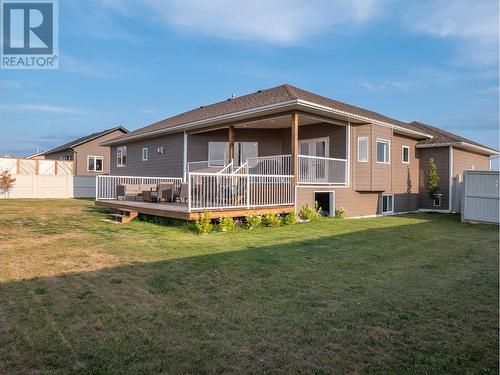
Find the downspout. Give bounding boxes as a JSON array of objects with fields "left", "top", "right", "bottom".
[
  {"left": 183, "top": 131, "right": 188, "bottom": 183},
  {"left": 449, "top": 146, "right": 453, "bottom": 211}
]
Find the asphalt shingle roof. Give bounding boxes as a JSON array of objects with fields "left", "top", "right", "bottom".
[{"left": 44, "top": 126, "right": 128, "bottom": 155}]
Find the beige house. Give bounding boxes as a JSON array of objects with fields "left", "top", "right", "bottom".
[
  {"left": 39, "top": 126, "right": 128, "bottom": 176},
  {"left": 96, "top": 84, "right": 497, "bottom": 219}
]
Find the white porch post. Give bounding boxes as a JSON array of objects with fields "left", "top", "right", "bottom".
[{"left": 183, "top": 131, "right": 188, "bottom": 183}]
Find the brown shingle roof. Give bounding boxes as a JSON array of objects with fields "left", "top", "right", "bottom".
[
  {"left": 107, "top": 84, "right": 430, "bottom": 143},
  {"left": 410, "top": 121, "right": 497, "bottom": 153},
  {"left": 44, "top": 126, "right": 128, "bottom": 155}
]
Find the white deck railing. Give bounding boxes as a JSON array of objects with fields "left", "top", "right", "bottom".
[
  {"left": 298, "top": 155, "right": 347, "bottom": 185},
  {"left": 96, "top": 175, "right": 182, "bottom": 200},
  {"left": 247, "top": 155, "right": 291, "bottom": 175},
  {"left": 188, "top": 159, "right": 230, "bottom": 173},
  {"left": 188, "top": 172, "right": 294, "bottom": 210}
]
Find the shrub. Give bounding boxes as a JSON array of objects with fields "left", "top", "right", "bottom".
[
  {"left": 0, "top": 170, "right": 15, "bottom": 197},
  {"left": 299, "top": 202, "right": 322, "bottom": 221},
  {"left": 194, "top": 211, "right": 212, "bottom": 234},
  {"left": 218, "top": 216, "right": 236, "bottom": 232},
  {"left": 262, "top": 213, "right": 282, "bottom": 227},
  {"left": 335, "top": 207, "right": 346, "bottom": 219},
  {"left": 283, "top": 212, "right": 297, "bottom": 225},
  {"left": 246, "top": 215, "right": 262, "bottom": 229}
]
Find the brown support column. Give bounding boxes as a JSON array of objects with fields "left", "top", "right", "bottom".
[
  {"left": 291, "top": 112, "right": 299, "bottom": 184},
  {"left": 16, "top": 159, "right": 20, "bottom": 174},
  {"left": 54, "top": 160, "right": 58, "bottom": 175},
  {"left": 35, "top": 159, "right": 39, "bottom": 175},
  {"left": 228, "top": 125, "right": 235, "bottom": 162}
]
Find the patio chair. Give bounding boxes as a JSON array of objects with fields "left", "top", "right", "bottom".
[
  {"left": 117, "top": 184, "right": 142, "bottom": 201},
  {"left": 158, "top": 183, "right": 174, "bottom": 202},
  {"left": 178, "top": 183, "right": 189, "bottom": 202}
]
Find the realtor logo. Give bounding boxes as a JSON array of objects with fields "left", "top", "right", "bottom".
[{"left": 1, "top": 0, "right": 58, "bottom": 69}]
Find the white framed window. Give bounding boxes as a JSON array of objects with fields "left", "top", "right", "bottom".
[
  {"left": 433, "top": 195, "right": 442, "bottom": 207},
  {"left": 382, "top": 194, "right": 394, "bottom": 214},
  {"left": 87, "top": 156, "right": 103, "bottom": 172},
  {"left": 402, "top": 146, "right": 410, "bottom": 164},
  {"left": 157, "top": 146, "right": 164, "bottom": 154},
  {"left": 116, "top": 146, "right": 127, "bottom": 167},
  {"left": 357, "top": 137, "right": 368, "bottom": 162},
  {"left": 142, "top": 147, "right": 149, "bottom": 161},
  {"left": 376, "top": 139, "right": 390, "bottom": 164}
]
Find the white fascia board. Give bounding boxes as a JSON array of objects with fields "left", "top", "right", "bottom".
[
  {"left": 416, "top": 142, "right": 498, "bottom": 155},
  {"left": 102, "top": 99, "right": 433, "bottom": 146}
]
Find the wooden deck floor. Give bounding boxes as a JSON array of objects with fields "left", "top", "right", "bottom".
[{"left": 95, "top": 200, "right": 294, "bottom": 220}]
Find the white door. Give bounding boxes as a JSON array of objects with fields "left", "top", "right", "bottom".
[{"left": 299, "top": 137, "right": 329, "bottom": 182}]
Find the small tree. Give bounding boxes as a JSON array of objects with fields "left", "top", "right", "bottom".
[
  {"left": 0, "top": 170, "right": 16, "bottom": 197},
  {"left": 426, "top": 158, "right": 440, "bottom": 199}
]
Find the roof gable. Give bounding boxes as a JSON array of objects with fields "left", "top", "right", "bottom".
[{"left": 44, "top": 126, "right": 128, "bottom": 155}]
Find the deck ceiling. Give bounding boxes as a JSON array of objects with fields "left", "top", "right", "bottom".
[{"left": 233, "top": 112, "right": 356, "bottom": 130}]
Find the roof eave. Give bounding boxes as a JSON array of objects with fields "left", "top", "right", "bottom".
[
  {"left": 101, "top": 100, "right": 432, "bottom": 146},
  {"left": 416, "top": 141, "right": 499, "bottom": 155}
]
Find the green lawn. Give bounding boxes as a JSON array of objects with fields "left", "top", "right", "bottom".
[{"left": 0, "top": 199, "right": 498, "bottom": 374}]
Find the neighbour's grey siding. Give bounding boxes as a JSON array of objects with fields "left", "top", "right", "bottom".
[{"left": 110, "top": 133, "right": 184, "bottom": 177}]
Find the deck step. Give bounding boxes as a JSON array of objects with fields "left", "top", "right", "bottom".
[{"left": 109, "top": 210, "right": 138, "bottom": 223}]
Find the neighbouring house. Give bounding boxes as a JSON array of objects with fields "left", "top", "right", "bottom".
[
  {"left": 96, "top": 84, "right": 498, "bottom": 219},
  {"left": 35, "top": 126, "right": 128, "bottom": 176}
]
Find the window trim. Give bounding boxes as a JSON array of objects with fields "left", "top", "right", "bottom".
[
  {"left": 116, "top": 146, "right": 127, "bottom": 168},
  {"left": 402, "top": 145, "right": 410, "bottom": 164},
  {"left": 376, "top": 138, "right": 391, "bottom": 164},
  {"left": 357, "top": 136, "right": 369, "bottom": 163},
  {"left": 381, "top": 194, "right": 394, "bottom": 214},
  {"left": 142, "top": 147, "right": 149, "bottom": 161},
  {"left": 87, "top": 155, "right": 103, "bottom": 172}
]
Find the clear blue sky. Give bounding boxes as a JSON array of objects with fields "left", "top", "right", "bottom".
[{"left": 1, "top": 0, "right": 498, "bottom": 164}]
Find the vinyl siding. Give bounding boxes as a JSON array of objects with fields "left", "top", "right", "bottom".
[
  {"left": 418, "top": 147, "right": 450, "bottom": 210},
  {"left": 371, "top": 126, "right": 392, "bottom": 191},
  {"left": 352, "top": 124, "right": 372, "bottom": 190},
  {"left": 187, "top": 128, "right": 287, "bottom": 162},
  {"left": 73, "top": 129, "right": 126, "bottom": 176},
  {"left": 110, "top": 133, "right": 184, "bottom": 177},
  {"left": 390, "top": 133, "right": 420, "bottom": 212},
  {"left": 452, "top": 147, "right": 490, "bottom": 177}
]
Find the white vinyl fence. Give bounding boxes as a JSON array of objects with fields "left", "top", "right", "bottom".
[
  {"left": 0, "top": 175, "right": 96, "bottom": 199},
  {"left": 461, "top": 170, "right": 499, "bottom": 224}
]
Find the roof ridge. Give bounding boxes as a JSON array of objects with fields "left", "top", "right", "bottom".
[{"left": 281, "top": 84, "right": 299, "bottom": 100}]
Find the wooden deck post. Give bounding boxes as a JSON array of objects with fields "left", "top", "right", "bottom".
[
  {"left": 54, "top": 160, "right": 58, "bottom": 175},
  {"left": 35, "top": 159, "right": 39, "bottom": 175},
  {"left": 291, "top": 112, "right": 299, "bottom": 185},
  {"left": 228, "top": 125, "right": 235, "bottom": 163},
  {"left": 16, "top": 159, "right": 20, "bottom": 174}
]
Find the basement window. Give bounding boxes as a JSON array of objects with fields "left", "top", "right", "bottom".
[
  {"left": 382, "top": 194, "right": 394, "bottom": 214},
  {"left": 433, "top": 195, "right": 442, "bottom": 207}
]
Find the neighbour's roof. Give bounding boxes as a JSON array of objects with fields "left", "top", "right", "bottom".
[
  {"left": 106, "top": 84, "right": 429, "bottom": 143},
  {"left": 411, "top": 121, "right": 498, "bottom": 154},
  {"left": 43, "top": 126, "right": 128, "bottom": 155}
]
